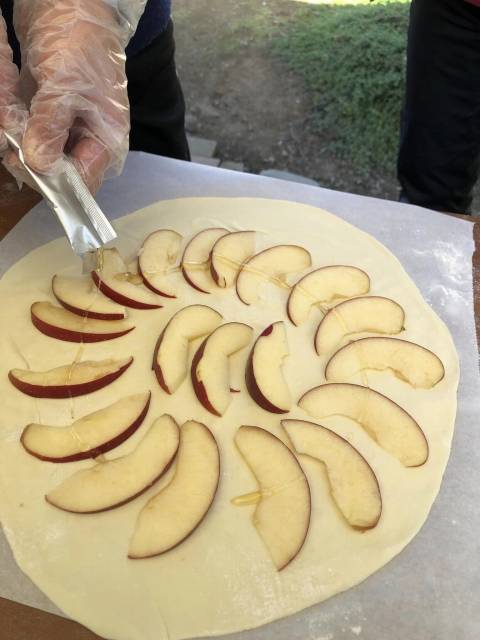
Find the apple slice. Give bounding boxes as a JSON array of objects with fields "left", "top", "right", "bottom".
[
  {"left": 299, "top": 383, "right": 428, "bottom": 466},
  {"left": 325, "top": 337, "right": 445, "bottom": 388},
  {"left": 46, "top": 414, "right": 179, "bottom": 513},
  {"left": 315, "top": 296, "right": 405, "bottom": 355},
  {"left": 93, "top": 247, "right": 126, "bottom": 274},
  {"left": 31, "top": 301, "right": 134, "bottom": 343},
  {"left": 138, "top": 229, "right": 183, "bottom": 298},
  {"left": 92, "top": 248, "right": 161, "bottom": 310},
  {"left": 128, "top": 420, "right": 220, "bottom": 558},
  {"left": 52, "top": 275, "right": 126, "bottom": 320},
  {"left": 210, "top": 230, "right": 256, "bottom": 288},
  {"left": 191, "top": 322, "right": 253, "bottom": 416},
  {"left": 181, "top": 228, "right": 228, "bottom": 293},
  {"left": 21, "top": 392, "right": 151, "bottom": 463},
  {"left": 153, "top": 305, "right": 223, "bottom": 394},
  {"left": 234, "top": 425, "right": 310, "bottom": 570},
  {"left": 236, "top": 244, "right": 312, "bottom": 305},
  {"left": 246, "top": 322, "right": 291, "bottom": 414},
  {"left": 8, "top": 357, "right": 133, "bottom": 399},
  {"left": 283, "top": 419, "right": 382, "bottom": 530},
  {"left": 287, "top": 266, "right": 370, "bottom": 326}
]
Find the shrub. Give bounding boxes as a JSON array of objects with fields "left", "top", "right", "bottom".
[{"left": 273, "top": 1, "right": 410, "bottom": 174}]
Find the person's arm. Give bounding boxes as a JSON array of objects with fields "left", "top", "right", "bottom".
[
  {"left": 3, "top": 0, "right": 147, "bottom": 193},
  {"left": 0, "top": 11, "right": 27, "bottom": 155}
]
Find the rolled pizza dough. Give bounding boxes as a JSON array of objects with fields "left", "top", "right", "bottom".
[{"left": 0, "top": 198, "right": 459, "bottom": 640}]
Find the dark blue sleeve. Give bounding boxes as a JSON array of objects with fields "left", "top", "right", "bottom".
[
  {"left": 126, "top": 0, "right": 171, "bottom": 58},
  {"left": 0, "top": 0, "right": 171, "bottom": 66}
]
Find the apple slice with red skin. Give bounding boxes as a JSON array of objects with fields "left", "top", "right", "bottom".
[
  {"left": 181, "top": 228, "right": 228, "bottom": 293},
  {"left": 21, "top": 392, "right": 151, "bottom": 463},
  {"left": 246, "top": 322, "right": 292, "bottom": 414},
  {"left": 46, "top": 414, "right": 179, "bottom": 513},
  {"left": 52, "top": 275, "right": 126, "bottom": 320},
  {"left": 234, "top": 425, "right": 311, "bottom": 570},
  {"left": 8, "top": 356, "right": 133, "bottom": 399},
  {"left": 325, "top": 337, "right": 445, "bottom": 388},
  {"left": 92, "top": 248, "right": 161, "bottom": 310},
  {"left": 31, "top": 301, "right": 134, "bottom": 343},
  {"left": 315, "top": 296, "right": 405, "bottom": 355},
  {"left": 282, "top": 419, "right": 382, "bottom": 530},
  {"left": 153, "top": 304, "right": 223, "bottom": 394},
  {"left": 138, "top": 229, "right": 183, "bottom": 298},
  {"left": 236, "top": 244, "right": 312, "bottom": 305},
  {"left": 191, "top": 322, "right": 253, "bottom": 416},
  {"left": 298, "top": 383, "right": 428, "bottom": 467},
  {"left": 210, "top": 230, "right": 256, "bottom": 288},
  {"left": 128, "top": 420, "right": 220, "bottom": 558},
  {"left": 287, "top": 265, "right": 370, "bottom": 326}
]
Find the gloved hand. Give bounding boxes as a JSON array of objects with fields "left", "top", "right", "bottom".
[
  {"left": 0, "top": 12, "right": 27, "bottom": 157},
  {"left": 4, "top": 0, "right": 146, "bottom": 193}
]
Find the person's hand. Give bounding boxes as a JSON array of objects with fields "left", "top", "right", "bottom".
[
  {"left": 10, "top": 0, "right": 134, "bottom": 193},
  {"left": 0, "top": 12, "right": 27, "bottom": 158}
]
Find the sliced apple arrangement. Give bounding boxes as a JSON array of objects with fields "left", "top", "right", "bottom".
[
  {"left": 91, "top": 248, "right": 162, "bottom": 310},
  {"left": 246, "top": 322, "right": 292, "bottom": 414},
  {"left": 314, "top": 296, "right": 405, "bottom": 355},
  {"left": 52, "top": 275, "right": 126, "bottom": 320},
  {"left": 129, "top": 420, "right": 220, "bottom": 558},
  {"left": 9, "top": 357, "right": 133, "bottom": 399},
  {"left": 210, "top": 230, "right": 256, "bottom": 288},
  {"left": 299, "top": 384, "right": 428, "bottom": 467},
  {"left": 13, "top": 225, "right": 449, "bottom": 570},
  {"left": 31, "top": 301, "right": 135, "bottom": 343},
  {"left": 21, "top": 392, "right": 151, "bottom": 462},
  {"left": 234, "top": 425, "right": 311, "bottom": 570},
  {"left": 325, "top": 337, "right": 445, "bottom": 388},
  {"left": 138, "top": 229, "right": 183, "bottom": 297},
  {"left": 282, "top": 419, "right": 382, "bottom": 530},
  {"left": 153, "top": 304, "right": 223, "bottom": 393},
  {"left": 41, "top": 413, "right": 221, "bottom": 556},
  {"left": 287, "top": 265, "right": 370, "bottom": 326},
  {"left": 46, "top": 414, "right": 180, "bottom": 513},
  {"left": 191, "top": 322, "right": 253, "bottom": 416},
  {"left": 236, "top": 244, "right": 312, "bottom": 305},
  {"left": 181, "top": 228, "right": 228, "bottom": 293}
]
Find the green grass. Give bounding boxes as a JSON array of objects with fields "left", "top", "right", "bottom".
[{"left": 272, "top": 1, "right": 410, "bottom": 173}]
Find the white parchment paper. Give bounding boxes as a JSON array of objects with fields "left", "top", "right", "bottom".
[{"left": 1, "top": 152, "right": 479, "bottom": 640}]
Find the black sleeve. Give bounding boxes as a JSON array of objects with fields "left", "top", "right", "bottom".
[{"left": 0, "top": 0, "right": 21, "bottom": 67}]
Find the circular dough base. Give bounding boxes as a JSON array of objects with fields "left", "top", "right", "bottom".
[{"left": 0, "top": 198, "right": 458, "bottom": 640}]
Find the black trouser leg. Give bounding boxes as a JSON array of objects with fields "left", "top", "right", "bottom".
[
  {"left": 126, "top": 19, "right": 190, "bottom": 161},
  {"left": 397, "top": 0, "right": 480, "bottom": 213}
]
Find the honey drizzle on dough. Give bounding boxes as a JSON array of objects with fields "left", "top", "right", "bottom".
[
  {"left": 67, "top": 344, "right": 85, "bottom": 420},
  {"left": 231, "top": 491, "right": 263, "bottom": 506}
]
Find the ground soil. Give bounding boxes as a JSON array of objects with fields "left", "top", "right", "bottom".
[{"left": 173, "top": 0, "right": 400, "bottom": 201}]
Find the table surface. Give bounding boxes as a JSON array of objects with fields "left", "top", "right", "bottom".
[{"left": 0, "top": 155, "right": 479, "bottom": 640}]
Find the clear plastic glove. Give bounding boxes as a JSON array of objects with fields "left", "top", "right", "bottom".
[
  {"left": 5, "top": 0, "right": 146, "bottom": 193},
  {"left": 0, "top": 12, "right": 27, "bottom": 156}
]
